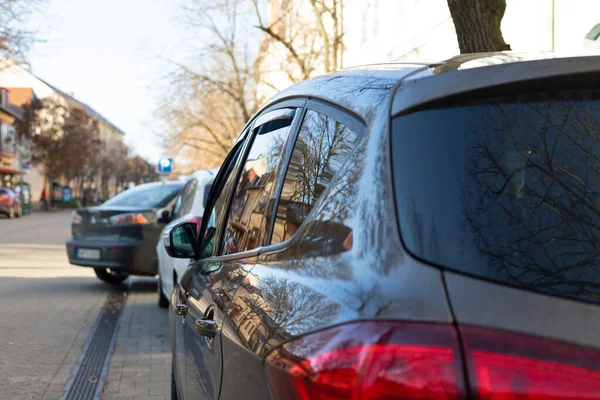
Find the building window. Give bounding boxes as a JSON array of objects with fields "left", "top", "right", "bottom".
[
  {"left": 1, "top": 89, "right": 8, "bottom": 107},
  {"left": 1, "top": 124, "right": 16, "bottom": 154}
]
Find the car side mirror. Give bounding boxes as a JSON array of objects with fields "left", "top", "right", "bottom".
[
  {"left": 197, "top": 227, "right": 216, "bottom": 259},
  {"left": 163, "top": 221, "right": 197, "bottom": 258},
  {"left": 157, "top": 209, "right": 171, "bottom": 224}
]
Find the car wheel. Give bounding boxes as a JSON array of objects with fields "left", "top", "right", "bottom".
[
  {"left": 158, "top": 274, "right": 169, "bottom": 309},
  {"left": 94, "top": 268, "right": 128, "bottom": 284},
  {"left": 171, "top": 362, "right": 179, "bottom": 400}
]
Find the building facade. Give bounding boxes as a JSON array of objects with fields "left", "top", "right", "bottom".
[
  {"left": 343, "top": 0, "right": 600, "bottom": 66},
  {"left": 0, "top": 62, "right": 127, "bottom": 202},
  {"left": 0, "top": 87, "right": 26, "bottom": 190}
]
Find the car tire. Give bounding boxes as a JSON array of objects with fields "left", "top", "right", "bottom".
[
  {"left": 171, "top": 362, "right": 179, "bottom": 400},
  {"left": 94, "top": 268, "right": 128, "bottom": 284},
  {"left": 158, "top": 275, "right": 169, "bottom": 309}
]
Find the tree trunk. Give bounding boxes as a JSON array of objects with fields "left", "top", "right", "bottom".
[{"left": 447, "top": 0, "right": 511, "bottom": 54}]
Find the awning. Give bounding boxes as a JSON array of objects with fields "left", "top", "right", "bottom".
[{"left": 0, "top": 167, "right": 21, "bottom": 175}]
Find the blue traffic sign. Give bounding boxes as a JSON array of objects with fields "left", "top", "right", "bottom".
[{"left": 158, "top": 157, "right": 173, "bottom": 174}]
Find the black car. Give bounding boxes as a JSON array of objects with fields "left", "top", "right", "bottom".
[
  {"left": 66, "top": 181, "right": 183, "bottom": 284},
  {"left": 162, "top": 53, "right": 600, "bottom": 400}
]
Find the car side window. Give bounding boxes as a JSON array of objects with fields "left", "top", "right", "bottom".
[
  {"left": 179, "top": 179, "right": 198, "bottom": 215},
  {"left": 171, "top": 179, "right": 194, "bottom": 219},
  {"left": 270, "top": 109, "right": 359, "bottom": 244},
  {"left": 202, "top": 183, "right": 212, "bottom": 207},
  {"left": 221, "top": 111, "right": 297, "bottom": 255},
  {"left": 199, "top": 142, "right": 245, "bottom": 258}
]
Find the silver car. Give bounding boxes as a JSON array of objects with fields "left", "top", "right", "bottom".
[
  {"left": 156, "top": 169, "right": 217, "bottom": 307},
  {"left": 163, "top": 52, "right": 600, "bottom": 400}
]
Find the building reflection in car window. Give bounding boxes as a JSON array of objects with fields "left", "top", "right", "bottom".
[
  {"left": 223, "top": 117, "right": 295, "bottom": 255},
  {"left": 392, "top": 91, "right": 600, "bottom": 304},
  {"left": 270, "top": 110, "right": 359, "bottom": 246},
  {"left": 226, "top": 269, "right": 339, "bottom": 357}
]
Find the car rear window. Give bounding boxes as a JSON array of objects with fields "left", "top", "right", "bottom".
[
  {"left": 104, "top": 183, "right": 183, "bottom": 208},
  {"left": 391, "top": 90, "right": 600, "bottom": 305}
]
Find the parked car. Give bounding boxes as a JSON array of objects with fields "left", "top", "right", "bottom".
[
  {"left": 0, "top": 187, "right": 21, "bottom": 218},
  {"left": 162, "top": 53, "right": 600, "bottom": 400},
  {"left": 66, "top": 181, "right": 184, "bottom": 284},
  {"left": 156, "top": 168, "right": 218, "bottom": 308}
]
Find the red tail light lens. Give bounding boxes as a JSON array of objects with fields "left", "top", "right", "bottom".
[
  {"left": 460, "top": 326, "right": 600, "bottom": 400},
  {"left": 185, "top": 215, "right": 202, "bottom": 233},
  {"left": 265, "top": 322, "right": 465, "bottom": 400},
  {"left": 109, "top": 213, "right": 149, "bottom": 225}
]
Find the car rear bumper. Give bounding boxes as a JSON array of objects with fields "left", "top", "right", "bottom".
[
  {"left": 0, "top": 203, "right": 12, "bottom": 214},
  {"left": 66, "top": 237, "right": 157, "bottom": 276}
]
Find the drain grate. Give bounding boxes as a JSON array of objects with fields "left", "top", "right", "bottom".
[{"left": 61, "top": 286, "right": 128, "bottom": 400}]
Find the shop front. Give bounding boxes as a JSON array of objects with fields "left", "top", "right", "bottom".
[{"left": 0, "top": 153, "right": 19, "bottom": 189}]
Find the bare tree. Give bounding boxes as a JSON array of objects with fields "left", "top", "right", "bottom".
[
  {"left": 252, "top": 0, "right": 344, "bottom": 90},
  {"left": 30, "top": 96, "right": 66, "bottom": 184},
  {"left": 0, "top": 0, "right": 44, "bottom": 63},
  {"left": 447, "top": 0, "right": 511, "bottom": 53},
  {"left": 160, "top": 0, "right": 260, "bottom": 168},
  {"left": 462, "top": 100, "right": 600, "bottom": 299}
]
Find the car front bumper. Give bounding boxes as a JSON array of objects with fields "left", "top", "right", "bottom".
[{"left": 66, "top": 237, "right": 157, "bottom": 276}]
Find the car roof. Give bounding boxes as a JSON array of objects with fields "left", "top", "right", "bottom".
[
  {"left": 135, "top": 180, "right": 183, "bottom": 188},
  {"left": 191, "top": 168, "right": 219, "bottom": 182},
  {"left": 265, "top": 52, "right": 600, "bottom": 121}
]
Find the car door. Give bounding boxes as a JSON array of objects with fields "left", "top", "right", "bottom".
[
  {"left": 218, "top": 101, "right": 366, "bottom": 400},
  {"left": 180, "top": 105, "right": 304, "bottom": 400},
  {"left": 177, "top": 135, "right": 249, "bottom": 400},
  {"left": 166, "top": 180, "right": 196, "bottom": 399},
  {"left": 159, "top": 179, "right": 197, "bottom": 296},
  {"left": 171, "top": 179, "right": 200, "bottom": 288}
]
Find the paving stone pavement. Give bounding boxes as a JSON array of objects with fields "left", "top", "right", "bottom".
[
  {"left": 0, "top": 211, "right": 108, "bottom": 400},
  {"left": 101, "top": 278, "right": 172, "bottom": 400}
]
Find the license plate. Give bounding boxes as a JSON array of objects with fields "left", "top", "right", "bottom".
[{"left": 77, "top": 248, "right": 101, "bottom": 260}]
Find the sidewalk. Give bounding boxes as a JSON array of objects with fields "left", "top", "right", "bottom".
[{"left": 101, "top": 278, "right": 172, "bottom": 400}]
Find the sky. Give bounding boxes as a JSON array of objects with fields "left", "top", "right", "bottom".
[{"left": 26, "top": 0, "right": 188, "bottom": 164}]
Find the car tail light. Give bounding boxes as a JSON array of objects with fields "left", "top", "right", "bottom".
[
  {"left": 265, "top": 321, "right": 465, "bottom": 400},
  {"left": 266, "top": 321, "right": 600, "bottom": 400},
  {"left": 460, "top": 326, "right": 600, "bottom": 400},
  {"left": 186, "top": 215, "right": 202, "bottom": 232},
  {"left": 109, "top": 213, "right": 149, "bottom": 225},
  {"left": 72, "top": 211, "right": 82, "bottom": 224}
]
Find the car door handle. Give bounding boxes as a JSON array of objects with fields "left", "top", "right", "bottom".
[
  {"left": 176, "top": 304, "right": 188, "bottom": 316},
  {"left": 195, "top": 318, "right": 217, "bottom": 338}
]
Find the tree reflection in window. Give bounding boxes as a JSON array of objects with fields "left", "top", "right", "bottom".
[
  {"left": 223, "top": 118, "right": 294, "bottom": 255},
  {"left": 271, "top": 110, "right": 359, "bottom": 244}
]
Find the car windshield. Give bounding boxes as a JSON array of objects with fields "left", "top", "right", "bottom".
[
  {"left": 103, "top": 183, "right": 182, "bottom": 208},
  {"left": 392, "top": 90, "right": 600, "bottom": 305}
]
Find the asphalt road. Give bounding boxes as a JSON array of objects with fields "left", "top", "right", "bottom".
[{"left": 0, "top": 211, "right": 117, "bottom": 399}]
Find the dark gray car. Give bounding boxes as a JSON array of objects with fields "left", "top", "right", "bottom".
[{"left": 163, "top": 53, "right": 600, "bottom": 400}]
